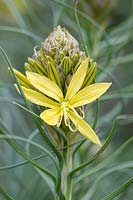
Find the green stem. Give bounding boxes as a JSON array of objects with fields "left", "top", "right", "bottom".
[
  {"left": 65, "top": 147, "right": 73, "bottom": 200},
  {"left": 56, "top": 141, "right": 73, "bottom": 200},
  {"left": 93, "top": 99, "right": 99, "bottom": 129},
  {"left": 74, "top": 1, "right": 89, "bottom": 56}
]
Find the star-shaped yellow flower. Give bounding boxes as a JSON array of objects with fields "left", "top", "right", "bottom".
[{"left": 16, "top": 58, "right": 111, "bottom": 145}]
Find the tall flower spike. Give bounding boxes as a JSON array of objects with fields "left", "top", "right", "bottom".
[{"left": 13, "top": 26, "right": 112, "bottom": 145}]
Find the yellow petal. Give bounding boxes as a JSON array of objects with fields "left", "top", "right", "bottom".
[
  {"left": 40, "top": 107, "right": 61, "bottom": 126},
  {"left": 70, "top": 83, "right": 112, "bottom": 107},
  {"left": 21, "top": 86, "right": 59, "bottom": 108},
  {"left": 68, "top": 110, "right": 101, "bottom": 145},
  {"left": 26, "top": 72, "right": 63, "bottom": 102},
  {"left": 65, "top": 58, "right": 89, "bottom": 101}
]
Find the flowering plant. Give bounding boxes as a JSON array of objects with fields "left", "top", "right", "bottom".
[
  {"left": 0, "top": 22, "right": 132, "bottom": 200},
  {"left": 7, "top": 26, "right": 112, "bottom": 198}
]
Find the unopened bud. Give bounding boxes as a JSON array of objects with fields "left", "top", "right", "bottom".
[
  {"left": 27, "top": 57, "right": 47, "bottom": 75},
  {"left": 46, "top": 55, "right": 56, "bottom": 65},
  {"left": 46, "top": 61, "right": 62, "bottom": 89},
  {"left": 24, "top": 63, "right": 33, "bottom": 72},
  {"left": 12, "top": 68, "right": 32, "bottom": 88},
  {"left": 61, "top": 56, "right": 72, "bottom": 75},
  {"left": 71, "top": 53, "right": 79, "bottom": 66},
  {"left": 82, "top": 62, "right": 96, "bottom": 87},
  {"left": 28, "top": 57, "right": 35, "bottom": 65}
]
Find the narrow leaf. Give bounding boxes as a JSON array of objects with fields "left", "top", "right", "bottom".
[
  {"left": 0, "top": 185, "right": 13, "bottom": 200},
  {"left": 0, "top": 129, "right": 56, "bottom": 184},
  {"left": 100, "top": 178, "right": 133, "bottom": 200}
]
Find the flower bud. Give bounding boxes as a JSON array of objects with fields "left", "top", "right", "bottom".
[
  {"left": 41, "top": 25, "right": 85, "bottom": 67},
  {"left": 10, "top": 68, "right": 32, "bottom": 88},
  {"left": 70, "top": 53, "right": 79, "bottom": 67},
  {"left": 83, "top": 62, "right": 96, "bottom": 87},
  {"left": 17, "top": 26, "right": 97, "bottom": 93},
  {"left": 46, "top": 61, "right": 62, "bottom": 89},
  {"left": 46, "top": 55, "right": 56, "bottom": 65},
  {"left": 61, "top": 56, "right": 72, "bottom": 75},
  {"left": 26, "top": 57, "right": 47, "bottom": 75},
  {"left": 24, "top": 62, "right": 33, "bottom": 72}
]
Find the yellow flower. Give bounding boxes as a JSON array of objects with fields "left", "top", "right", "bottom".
[{"left": 15, "top": 58, "right": 111, "bottom": 145}]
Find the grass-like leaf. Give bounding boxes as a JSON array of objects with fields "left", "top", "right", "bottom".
[
  {"left": 82, "top": 161, "right": 133, "bottom": 200},
  {"left": 0, "top": 185, "right": 13, "bottom": 200},
  {"left": 0, "top": 128, "right": 56, "bottom": 184},
  {"left": 74, "top": 1, "right": 88, "bottom": 55},
  {"left": 4, "top": 0, "right": 27, "bottom": 29},
  {"left": 69, "top": 118, "right": 118, "bottom": 179},
  {"left": 0, "top": 134, "right": 58, "bottom": 170},
  {"left": 75, "top": 136, "right": 133, "bottom": 184},
  {"left": 100, "top": 178, "right": 133, "bottom": 200},
  {"left": 0, "top": 26, "right": 42, "bottom": 42},
  {"left": 0, "top": 46, "right": 63, "bottom": 164}
]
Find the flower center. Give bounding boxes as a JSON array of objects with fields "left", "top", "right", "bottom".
[
  {"left": 60, "top": 101, "right": 70, "bottom": 127},
  {"left": 60, "top": 101, "right": 68, "bottom": 107}
]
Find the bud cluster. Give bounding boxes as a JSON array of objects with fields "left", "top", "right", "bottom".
[{"left": 24, "top": 26, "right": 96, "bottom": 93}]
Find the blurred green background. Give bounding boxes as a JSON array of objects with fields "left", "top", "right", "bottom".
[{"left": 0, "top": 0, "right": 133, "bottom": 199}]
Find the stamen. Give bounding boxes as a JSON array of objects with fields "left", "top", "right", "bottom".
[
  {"left": 63, "top": 106, "right": 70, "bottom": 126},
  {"left": 69, "top": 105, "right": 82, "bottom": 119},
  {"left": 68, "top": 120, "right": 78, "bottom": 132},
  {"left": 34, "top": 46, "right": 39, "bottom": 58},
  {"left": 65, "top": 116, "right": 70, "bottom": 127},
  {"left": 78, "top": 106, "right": 85, "bottom": 118},
  {"left": 57, "top": 110, "right": 63, "bottom": 127},
  {"left": 57, "top": 116, "right": 63, "bottom": 127}
]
